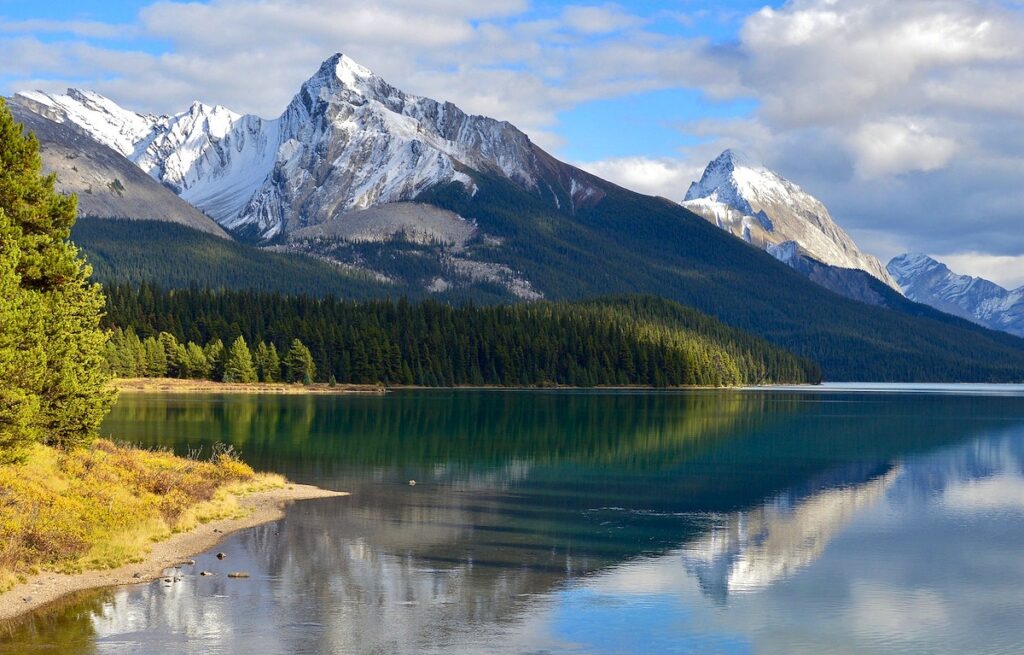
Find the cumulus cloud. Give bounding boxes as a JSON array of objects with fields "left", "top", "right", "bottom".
[
  {"left": 847, "top": 120, "right": 957, "bottom": 178},
  {"left": 575, "top": 157, "right": 704, "bottom": 199},
  {"left": 938, "top": 253, "right": 1024, "bottom": 289}
]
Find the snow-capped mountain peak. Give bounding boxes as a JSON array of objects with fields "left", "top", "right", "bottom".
[
  {"left": 886, "top": 252, "right": 940, "bottom": 280},
  {"left": 684, "top": 149, "right": 764, "bottom": 215},
  {"left": 12, "top": 53, "right": 592, "bottom": 241},
  {"left": 682, "top": 150, "right": 900, "bottom": 291},
  {"left": 332, "top": 53, "right": 375, "bottom": 92}
]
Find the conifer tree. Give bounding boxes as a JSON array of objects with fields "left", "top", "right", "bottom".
[
  {"left": 0, "top": 207, "right": 44, "bottom": 461},
  {"left": 0, "top": 99, "right": 113, "bottom": 452},
  {"left": 204, "top": 338, "right": 226, "bottom": 381},
  {"left": 266, "top": 343, "right": 281, "bottom": 382},
  {"left": 222, "top": 336, "right": 257, "bottom": 383},
  {"left": 183, "top": 342, "right": 209, "bottom": 379},
  {"left": 143, "top": 337, "right": 167, "bottom": 377},
  {"left": 158, "top": 332, "right": 183, "bottom": 377},
  {"left": 254, "top": 341, "right": 278, "bottom": 383},
  {"left": 284, "top": 339, "right": 316, "bottom": 384}
]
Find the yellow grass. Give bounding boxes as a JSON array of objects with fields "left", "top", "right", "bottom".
[{"left": 0, "top": 440, "right": 283, "bottom": 592}]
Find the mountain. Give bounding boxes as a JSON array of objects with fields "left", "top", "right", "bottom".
[
  {"left": 13, "top": 54, "right": 1024, "bottom": 382},
  {"left": 682, "top": 150, "right": 899, "bottom": 290},
  {"left": 6, "top": 100, "right": 228, "bottom": 238},
  {"left": 888, "top": 254, "right": 1024, "bottom": 337},
  {"left": 14, "top": 54, "right": 596, "bottom": 242}
]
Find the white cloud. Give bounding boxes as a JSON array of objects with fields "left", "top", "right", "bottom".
[
  {"left": 847, "top": 120, "right": 957, "bottom": 178},
  {"left": 937, "top": 252, "right": 1024, "bottom": 289},
  {"left": 561, "top": 4, "right": 644, "bottom": 34},
  {"left": 0, "top": 19, "right": 135, "bottom": 39},
  {"left": 575, "top": 156, "right": 703, "bottom": 199}
]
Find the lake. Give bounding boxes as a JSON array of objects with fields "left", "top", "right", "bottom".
[{"left": 5, "top": 387, "right": 1024, "bottom": 654}]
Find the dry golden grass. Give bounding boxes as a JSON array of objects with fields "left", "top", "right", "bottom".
[{"left": 0, "top": 440, "right": 283, "bottom": 591}]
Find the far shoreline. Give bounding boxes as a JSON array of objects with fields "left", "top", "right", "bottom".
[
  {"left": 113, "top": 378, "right": 823, "bottom": 395},
  {"left": 0, "top": 483, "right": 347, "bottom": 627},
  {"left": 112, "top": 377, "right": 386, "bottom": 394}
]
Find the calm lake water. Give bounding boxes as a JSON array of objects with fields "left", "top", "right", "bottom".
[{"left": 5, "top": 387, "right": 1024, "bottom": 654}]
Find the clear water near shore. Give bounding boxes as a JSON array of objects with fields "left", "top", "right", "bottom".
[{"left": 5, "top": 387, "right": 1024, "bottom": 654}]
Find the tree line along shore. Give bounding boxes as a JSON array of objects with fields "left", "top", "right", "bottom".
[{"left": 101, "top": 286, "right": 821, "bottom": 388}]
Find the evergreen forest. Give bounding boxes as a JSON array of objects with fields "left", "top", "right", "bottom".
[{"left": 101, "top": 285, "right": 821, "bottom": 387}]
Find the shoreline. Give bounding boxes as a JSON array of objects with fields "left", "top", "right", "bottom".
[
  {"left": 112, "top": 377, "right": 386, "bottom": 394},
  {"left": 113, "top": 378, "right": 829, "bottom": 395},
  {"left": 0, "top": 483, "right": 347, "bottom": 626}
]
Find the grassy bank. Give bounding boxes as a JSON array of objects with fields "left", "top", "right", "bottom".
[{"left": 0, "top": 440, "right": 283, "bottom": 592}]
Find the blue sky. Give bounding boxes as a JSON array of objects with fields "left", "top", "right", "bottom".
[{"left": 2, "top": 0, "right": 1024, "bottom": 285}]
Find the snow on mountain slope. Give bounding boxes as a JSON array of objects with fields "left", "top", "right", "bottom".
[
  {"left": 14, "top": 88, "right": 160, "bottom": 157},
  {"left": 135, "top": 104, "right": 279, "bottom": 226},
  {"left": 7, "top": 101, "right": 229, "bottom": 238},
  {"left": 13, "top": 91, "right": 279, "bottom": 228},
  {"left": 683, "top": 150, "right": 900, "bottom": 291},
  {"left": 14, "top": 54, "right": 591, "bottom": 241},
  {"left": 888, "top": 253, "right": 1024, "bottom": 337}
]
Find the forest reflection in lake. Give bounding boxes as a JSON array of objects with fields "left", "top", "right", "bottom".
[{"left": 6, "top": 389, "right": 1024, "bottom": 654}]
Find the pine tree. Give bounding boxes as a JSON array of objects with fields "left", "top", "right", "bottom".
[
  {"left": 265, "top": 343, "right": 281, "bottom": 383},
  {"left": 0, "top": 207, "right": 44, "bottom": 461},
  {"left": 143, "top": 337, "right": 167, "bottom": 377},
  {"left": 183, "top": 342, "right": 209, "bottom": 379},
  {"left": 284, "top": 339, "right": 316, "bottom": 384},
  {"left": 158, "top": 332, "right": 182, "bottom": 377},
  {"left": 253, "top": 341, "right": 280, "bottom": 383},
  {"left": 0, "top": 99, "right": 113, "bottom": 452},
  {"left": 204, "top": 338, "right": 225, "bottom": 381},
  {"left": 222, "top": 336, "right": 257, "bottom": 383}
]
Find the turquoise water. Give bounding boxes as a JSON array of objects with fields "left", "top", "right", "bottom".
[{"left": 5, "top": 388, "right": 1024, "bottom": 654}]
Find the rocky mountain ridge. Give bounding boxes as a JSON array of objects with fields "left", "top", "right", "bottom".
[
  {"left": 888, "top": 253, "right": 1024, "bottom": 337},
  {"left": 14, "top": 54, "right": 599, "bottom": 242},
  {"left": 682, "top": 150, "right": 900, "bottom": 291}
]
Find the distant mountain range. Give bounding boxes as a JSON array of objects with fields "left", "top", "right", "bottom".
[
  {"left": 888, "top": 253, "right": 1024, "bottom": 337},
  {"left": 9, "top": 53, "right": 1024, "bottom": 382}
]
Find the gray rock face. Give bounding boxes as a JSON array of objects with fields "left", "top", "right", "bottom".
[
  {"left": 7, "top": 101, "right": 229, "bottom": 238},
  {"left": 888, "top": 253, "right": 1024, "bottom": 337},
  {"left": 287, "top": 202, "right": 477, "bottom": 249}
]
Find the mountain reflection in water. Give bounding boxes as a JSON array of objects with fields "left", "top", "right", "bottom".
[{"left": 5, "top": 389, "right": 1024, "bottom": 654}]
